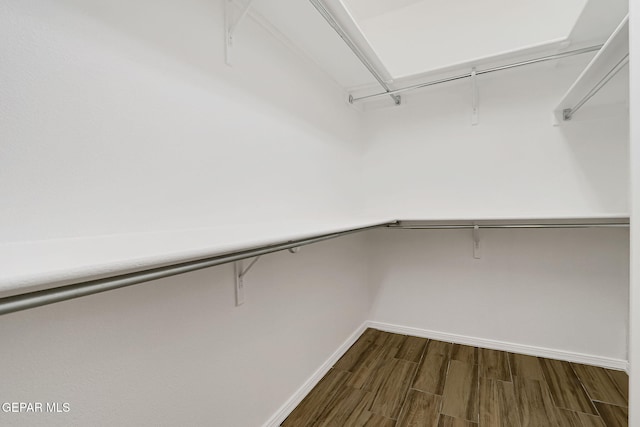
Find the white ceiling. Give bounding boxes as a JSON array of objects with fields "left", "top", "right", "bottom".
[
  {"left": 340, "top": 0, "right": 424, "bottom": 21},
  {"left": 342, "top": 0, "right": 587, "bottom": 79},
  {"left": 249, "top": 0, "right": 628, "bottom": 92},
  {"left": 569, "top": 0, "right": 629, "bottom": 45}
]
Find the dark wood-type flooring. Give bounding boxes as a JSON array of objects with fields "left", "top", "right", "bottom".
[{"left": 282, "top": 328, "right": 628, "bottom": 427}]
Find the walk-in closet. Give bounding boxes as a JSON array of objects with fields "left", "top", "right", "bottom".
[{"left": 1, "top": 0, "right": 637, "bottom": 426}]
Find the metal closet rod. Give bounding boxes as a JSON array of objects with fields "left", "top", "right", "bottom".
[
  {"left": 350, "top": 45, "right": 603, "bottom": 103},
  {"left": 0, "top": 219, "right": 627, "bottom": 316},
  {"left": 563, "top": 53, "right": 630, "bottom": 120},
  {"left": 0, "top": 222, "right": 394, "bottom": 317},
  {"left": 308, "top": 0, "right": 401, "bottom": 105},
  {"left": 389, "top": 223, "right": 629, "bottom": 229}
]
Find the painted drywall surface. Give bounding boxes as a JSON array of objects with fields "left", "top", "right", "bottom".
[
  {"left": 0, "top": 2, "right": 370, "bottom": 425},
  {"left": 362, "top": 57, "right": 629, "bottom": 219},
  {"left": 366, "top": 228, "right": 629, "bottom": 361},
  {"left": 0, "top": 0, "right": 364, "bottom": 243},
  {"left": 0, "top": 234, "right": 370, "bottom": 427},
  {"left": 628, "top": 0, "right": 639, "bottom": 422},
  {"left": 1, "top": 2, "right": 632, "bottom": 426},
  {"left": 348, "top": 0, "right": 587, "bottom": 77}
]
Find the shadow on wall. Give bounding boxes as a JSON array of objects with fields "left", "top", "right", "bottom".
[
  {"left": 558, "top": 102, "right": 629, "bottom": 213},
  {"left": 52, "top": 0, "right": 362, "bottom": 146}
]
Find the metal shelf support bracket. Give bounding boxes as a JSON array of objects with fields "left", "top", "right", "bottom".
[
  {"left": 233, "top": 247, "right": 300, "bottom": 306},
  {"left": 234, "top": 255, "right": 261, "bottom": 306},
  {"left": 471, "top": 68, "right": 479, "bottom": 125},
  {"left": 473, "top": 225, "right": 481, "bottom": 259},
  {"left": 225, "top": 0, "right": 254, "bottom": 66},
  {"left": 562, "top": 53, "right": 629, "bottom": 121}
]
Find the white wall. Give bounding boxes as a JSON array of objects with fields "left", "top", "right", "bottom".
[
  {"left": 362, "top": 57, "right": 629, "bottom": 219},
  {"left": 628, "top": 0, "right": 639, "bottom": 422},
  {"left": 0, "top": 0, "right": 364, "bottom": 243},
  {"left": 0, "top": 234, "right": 371, "bottom": 427},
  {"left": 0, "top": 1, "right": 372, "bottom": 426},
  {"left": 361, "top": 57, "right": 630, "bottom": 365},
  {"left": 0, "top": 0, "right": 632, "bottom": 424},
  {"left": 367, "top": 227, "right": 629, "bottom": 362}
]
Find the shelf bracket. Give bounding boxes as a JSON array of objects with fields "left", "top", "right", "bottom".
[
  {"left": 225, "top": 0, "right": 254, "bottom": 66},
  {"left": 233, "top": 247, "right": 300, "bottom": 306},
  {"left": 471, "top": 68, "right": 479, "bottom": 126},
  {"left": 234, "top": 255, "right": 261, "bottom": 306},
  {"left": 473, "top": 225, "right": 481, "bottom": 259}
]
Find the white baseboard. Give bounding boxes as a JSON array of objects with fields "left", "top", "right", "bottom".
[
  {"left": 262, "top": 321, "right": 369, "bottom": 427},
  {"left": 263, "top": 320, "right": 629, "bottom": 426},
  {"left": 367, "top": 321, "right": 629, "bottom": 372}
]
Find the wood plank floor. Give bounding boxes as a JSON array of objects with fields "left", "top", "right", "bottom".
[{"left": 282, "top": 329, "right": 628, "bottom": 427}]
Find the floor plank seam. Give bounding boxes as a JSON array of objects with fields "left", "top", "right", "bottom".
[
  {"left": 604, "top": 369, "right": 628, "bottom": 402},
  {"left": 591, "top": 400, "right": 605, "bottom": 424},
  {"left": 282, "top": 329, "right": 627, "bottom": 427},
  {"left": 591, "top": 399, "right": 628, "bottom": 407},
  {"left": 569, "top": 362, "right": 604, "bottom": 415},
  {"left": 439, "top": 358, "right": 451, "bottom": 413},
  {"left": 505, "top": 351, "right": 514, "bottom": 382}
]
